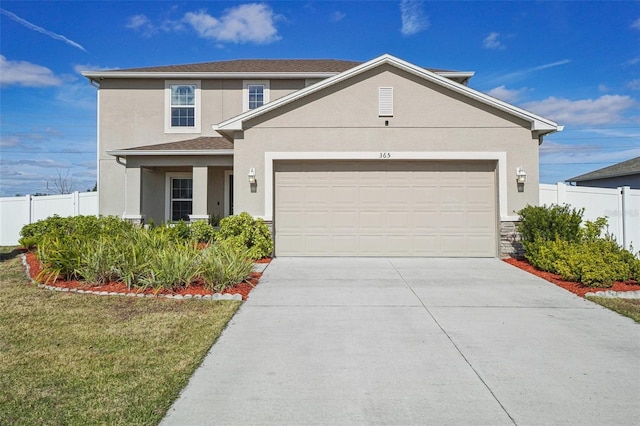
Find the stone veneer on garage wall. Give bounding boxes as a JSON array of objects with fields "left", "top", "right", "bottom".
[{"left": 500, "top": 221, "right": 524, "bottom": 259}]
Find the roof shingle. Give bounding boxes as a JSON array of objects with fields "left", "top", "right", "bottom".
[
  {"left": 567, "top": 156, "right": 640, "bottom": 182},
  {"left": 124, "top": 137, "right": 233, "bottom": 151},
  {"left": 116, "top": 59, "right": 363, "bottom": 73}
]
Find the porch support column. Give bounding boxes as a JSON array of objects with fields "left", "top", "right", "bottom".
[
  {"left": 123, "top": 165, "right": 144, "bottom": 224},
  {"left": 189, "top": 166, "right": 209, "bottom": 222}
]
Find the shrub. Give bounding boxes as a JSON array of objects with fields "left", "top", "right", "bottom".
[
  {"left": 554, "top": 239, "right": 632, "bottom": 287},
  {"left": 215, "top": 212, "right": 273, "bottom": 259},
  {"left": 517, "top": 204, "right": 584, "bottom": 244},
  {"left": 190, "top": 220, "right": 216, "bottom": 243},
  {"left": 138, "top": 242, "right": 200, "bottom": 292},
  {"left": 519, "top": 206, "right": 640, "bottom": 287},
  {"left": 197, "top": 241, "right": 254, "bottom": 292}
]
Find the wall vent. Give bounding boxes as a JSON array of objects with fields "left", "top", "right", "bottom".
[{"left": 379, "top": 87, "right": 393, "bottom": 117}]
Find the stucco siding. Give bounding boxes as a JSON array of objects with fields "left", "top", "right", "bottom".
[{"left": 232, "top": 65, "right": 540, "bottom": 220}]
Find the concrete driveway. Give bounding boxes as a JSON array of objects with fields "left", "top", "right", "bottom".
[{"left": 161, "top": 258, "right": 640, "bottom": 426}]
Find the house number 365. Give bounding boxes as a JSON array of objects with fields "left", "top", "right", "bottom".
[{"left": 379, "top": 152, "right": 391, "bottom": 159}]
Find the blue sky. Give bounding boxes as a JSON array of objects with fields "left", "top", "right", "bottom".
[{"left": 1, "top": 1, "right": 639, "bottom": 196}]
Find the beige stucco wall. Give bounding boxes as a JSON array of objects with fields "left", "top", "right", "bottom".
[
  {"left": 97, "top": 77, "right": 305, "bottom": 217},
  {"left": 232, "top": 65, "right": 540, "bottom": 220}
]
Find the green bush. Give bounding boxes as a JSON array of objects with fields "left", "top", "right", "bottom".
[
  {"left": 190, "top": 220, "right": 216, "bottom": 243},
  {"left": 517, "top": 204, "right": 584, "bottom": 244},
  {"left": 553, "top": 239, "right": 633, "bottom": 287},
  {"left": 198, "top": 240, "right": 254, "bottom": 292},
  {"left": 215, "top": 212, "right": 273, "bottom": 259},
  {"left": 519, "top": 205, "right": 639, "bottom": 287},
  {"left": 138, "top": 242, "right": 200, "bottom": 292}
]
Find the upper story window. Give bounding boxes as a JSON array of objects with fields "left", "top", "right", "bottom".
[
  {"left": 243, "top": 80, "right": 270, "bottom": 112},
  {"left": 165, "top": 80, "right": 201, "bottom": 133}
]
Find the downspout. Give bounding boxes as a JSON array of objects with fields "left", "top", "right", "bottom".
[{"left": 115, "top": 156, "right": 126, "bottom": 166}]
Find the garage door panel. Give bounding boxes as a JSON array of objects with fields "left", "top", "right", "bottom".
[
  {"left": 359, "top": 210, "right": 386, "bottom": 229},
  {"left": 332, "top": 186, "right": 358, "bottom": 204},
  {"left": 275, "top": 160, "right": 497, "bottom": 257}
]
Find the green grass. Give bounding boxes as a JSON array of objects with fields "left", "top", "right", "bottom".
[
  {"left": 587, "top": 296, "right": 640, "bottom": 323},
  {"left": 0, "top": 253, "right": 241, "bottom": 425}
]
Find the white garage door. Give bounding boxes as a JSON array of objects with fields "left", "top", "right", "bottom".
[{"left": 274, "top": 160, "right": 497, "bottom": 257}]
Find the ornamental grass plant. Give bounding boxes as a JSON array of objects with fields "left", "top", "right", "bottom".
[{"left": 22, "top": 214, "right": 265, "bottom": 293}]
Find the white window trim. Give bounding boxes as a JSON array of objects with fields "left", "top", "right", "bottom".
[
  {"left": 165, "top": 172, "right": 193, "bottom": 222},
  {"left": 263, "top": 151, "right": 510, "bottom": 222},
  {"left": 243, "top": 80, "right": 270, "bottom": 112},
  {"left": 165, "top": 80, "right": 201, "bottom": 134}
]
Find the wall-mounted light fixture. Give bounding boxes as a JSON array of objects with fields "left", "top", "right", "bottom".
[
  {"left": 248, "top": 167, "right": 256, "bottom": 184},
  {"left": 516, "top": 167, "right": 527, "bottom": 192}
]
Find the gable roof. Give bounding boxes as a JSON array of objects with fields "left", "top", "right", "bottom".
[
  {"left": 107, "top": 137, "right": 233, "bottom": 157},
  {"left": 567, "top": 156, "right": 640, "bottom": 182},
  {"left": 115, "top": 59, "right": 363, "bottom": 73},
  {"left": 81, "top": 58, "right": 474, "bottom": 84},
  {"left": 213, "top": 54, "right": 562, "bottom": 138}
]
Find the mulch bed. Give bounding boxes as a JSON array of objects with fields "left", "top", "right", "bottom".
[
  {"left": 503, "top": 257, "right": 640, "bottom": 297},
  {"left": 23, "top": 251, "right": 268, "bottom": 301}
]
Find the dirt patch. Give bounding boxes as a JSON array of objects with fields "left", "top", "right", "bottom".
[
  {"left": 24, "top": 251, "right": 266, "bottom": 301},
  {"left": 503, "top": 257, "right": 640, "bottom": 297}
]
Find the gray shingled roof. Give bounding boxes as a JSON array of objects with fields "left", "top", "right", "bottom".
[
  {"left": 124, "top": 137, "right": 233, "bottom": 151},
  {"left": 117, "top": 59, "right": 363, "bottom": 73},
  {"left": 567, "top": 156, "right": 640, "bottom": 182}
]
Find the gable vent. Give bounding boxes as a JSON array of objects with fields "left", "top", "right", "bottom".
[{"left": 379, "top": 87, "right": 393, "bottom": 117}]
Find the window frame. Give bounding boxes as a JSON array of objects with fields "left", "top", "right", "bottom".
[
  {"left": 165, "top": 172, "right": 193, "bottom": 222},
  {"left": 243, "top": 80, "right": 270, "bottom": 112},
  {"left": 165, "top": 80, "right": 201, "bottom": 134}
]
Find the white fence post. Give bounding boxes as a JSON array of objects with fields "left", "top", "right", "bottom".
[
  {"left": 556, "top": 182, "right": 566, "bottom": 205},
  {"left": 621, "top": 186, "right": 630, "bottom": 250},
  {"left": 73, "top": 191, "right": 80, "bottom": 216},
  {"left": 24, "top": 194, "right": 32, "bottom": 225}
]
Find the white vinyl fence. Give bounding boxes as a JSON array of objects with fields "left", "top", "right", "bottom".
[
  {"left": 1, "top": 185, "right": 639, "bottom": 250},
  {"left": 540, "top": 183, "right": 639, "bottom": 251},
  {"left": 0, "top": 192, "right": 98, "bottom": 246}
]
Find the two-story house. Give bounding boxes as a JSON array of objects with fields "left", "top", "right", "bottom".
[{"left": 82, "top": 54, "right": 561, "bottom": 258}]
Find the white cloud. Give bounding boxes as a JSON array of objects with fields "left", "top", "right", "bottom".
[
  {"left": 523, "top": 95, "right": 637, "bottom": 125},
  {"left": 0, "top": 8, "right": 86, "bottom": 52},
  {"left": 631, "top": 16, "right": 640, "bottom": 30},
  {"left": 0, "top": 56, "right": 62, "bottom": 87},
  {"left": 598, "top": 84, "right": 608, "bottom": 93},
  {"left": 628, "top": 79, "right": 640, "bottom": 90},
  {"left": 0, "top": 135, "right": 20, "bottom": 148},
  {"left": 0, "top": 158, "right": 70, "bottom": 169},
  {"left": 184, "top": 3, "right": 281, "bottom": 44},
  {"left": 330, "top": 11, "right": 346, "bottom": 23},
  {"left": 483, "top": 32, "right": 505, "bottom": 50},
  {"left": 126, "top": 14, "right": 151, "bottom": 30},
  {"left": 400, "top": 0, "right": 429, "bottom": 36},
  {"left": 486, "top": 85, "right": 528, "bottom": 103},
  {"left": 73, "top": 64, "right": 116, "bottom": 75}
]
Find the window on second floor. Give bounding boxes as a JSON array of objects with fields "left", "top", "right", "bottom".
[
  {"left": 243, "top": 80, "right": 270, "bottom": 111},
  {"left": 165, "top": 80, "right": 201, "bottom": 133}
]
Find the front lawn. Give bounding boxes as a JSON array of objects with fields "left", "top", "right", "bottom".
[
  {"left": 586, "top": 296, "right": 640, "bottom": 323},
  {"left": 0, "top": 252, "right": 240, "bottom": 425}
]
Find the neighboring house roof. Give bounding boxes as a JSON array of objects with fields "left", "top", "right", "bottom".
[
  {"left": 566, "top": 156, "right": 640, "bottom": 182},
  {"left": 213, "top": 54, "right": 562, "bottom": 138},
  {"left": 107, "top": 137, "right": 233, "bottom": 157},
  {"left": 81, "top": 58, "right": 475, "bottom": 84}
]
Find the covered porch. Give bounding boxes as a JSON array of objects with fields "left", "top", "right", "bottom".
[{"left": 107, "top": 137, "right": 234, "bottom": 224}]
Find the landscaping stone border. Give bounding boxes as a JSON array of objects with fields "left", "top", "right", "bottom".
[
  {"left": 585, "top": 290, "right": 640, "bottom": 299},
  {"left": 21, "top": 253, "right": 242, "bottom": 301}
]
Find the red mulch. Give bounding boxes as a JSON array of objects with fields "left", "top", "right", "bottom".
[
  {"left": 23, "top": 251, "right": 269, "bottom": 301},
  {"left": 503, "top": 257, "right": 640, "bottom": 297}
]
